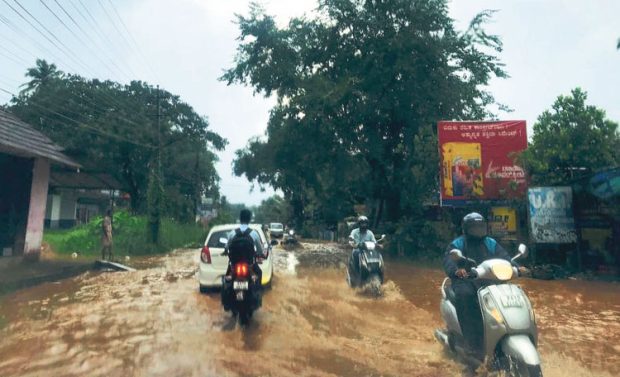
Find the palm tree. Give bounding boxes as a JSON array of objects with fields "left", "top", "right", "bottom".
[{"left": 20, "top": 59, "right": 63, "bottom": 95}]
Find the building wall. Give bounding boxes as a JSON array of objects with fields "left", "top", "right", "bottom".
[
  {"left": 45, "top": 194, "right": 61, "bottom": 229},
  {"left": 45, "top": 189, "right": 79, "bottom": 229}
]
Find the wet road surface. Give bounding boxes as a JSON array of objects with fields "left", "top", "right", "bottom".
[{"left": 0, "top": 243, "right": 618, "bottom": 377}]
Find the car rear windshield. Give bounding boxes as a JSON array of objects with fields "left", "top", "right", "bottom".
[
  {"left": 270, "top": 224, "right": 283, "bottom": 230},
  {"left": 207, "top": 230, "right": 230, "bottom": 247}
]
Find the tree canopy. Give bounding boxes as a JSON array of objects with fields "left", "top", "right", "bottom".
[
  {"left": 518, "top": 88, "right": 620, "bottom": 186},
  {"left": 9, "top": 60, "right": 226, "bottom": 221},
  {"left": 224, "top": 0, "right": 507, "bottom": 231},
  {"left": 252, "top": 195, "right": 292, "bottom": 225}
]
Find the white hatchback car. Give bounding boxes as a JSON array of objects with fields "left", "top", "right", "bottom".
[{"left": 198, "top": 224, "right": 274, "bottom": 292}]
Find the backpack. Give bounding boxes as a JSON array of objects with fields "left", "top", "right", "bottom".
[{"left": 228, "top": 228, "right": 255, "bottom": 263}]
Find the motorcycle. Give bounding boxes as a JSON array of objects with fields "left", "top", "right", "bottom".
[
  {"left": 220, "top": 237, "right": 261, "bottom": 326},
  {"left": 434, "top": 244, "right": 542, "bottom": 377},
  {"left": 346, "top": 235, "right": 386, "bottom": 295},
  {"left": 283, "top": 229, "right": 298, "bottom": 245}
]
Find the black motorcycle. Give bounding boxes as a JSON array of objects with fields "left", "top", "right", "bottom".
[
  {"left": 220, "top": 237, "right": 261, "bottom": 325},
  {"left": 346, "top": 235, "right": 386, "bottom": 295}
]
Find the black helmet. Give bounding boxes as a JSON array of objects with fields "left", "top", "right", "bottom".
[{"left": 462, "top": 212, "right": 487, "bottom": 239}]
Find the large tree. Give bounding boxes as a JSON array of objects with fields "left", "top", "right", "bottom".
[
  {"left": 224, "top": 0, "right": 507, "bottom": 229},
  {"left": 10, "top": 62, "right": 226, "bottom": 221},
  {"left": 519, "top": 88, "right": 620, "bottom": 185}
]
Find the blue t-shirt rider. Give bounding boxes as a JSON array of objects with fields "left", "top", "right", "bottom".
[{"left": 442, "top": 212, "right": 510, "bottom": 358}]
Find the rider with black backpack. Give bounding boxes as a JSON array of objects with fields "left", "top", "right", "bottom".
[{"left": 221, "top": 209, "right": 264, "bottom": 311}]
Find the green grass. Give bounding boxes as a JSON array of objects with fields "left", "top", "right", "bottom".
[{"left": 44, "top": 211, "right": 208, "bottom": 256}]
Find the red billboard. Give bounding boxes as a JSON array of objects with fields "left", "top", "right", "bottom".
[{"left": 438, "top": 120, "right": 527, "bottom": 206}]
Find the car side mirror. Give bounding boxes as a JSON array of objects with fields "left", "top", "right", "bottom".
[
  {"left": 449, "top": 249, "right": 464, "bottom": 261},
  {"left": 219, "top": 237, "right": 228, "bottom": 245}
]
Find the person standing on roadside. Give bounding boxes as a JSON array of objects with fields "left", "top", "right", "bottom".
[{"left": 101, "top": 209, "right": 113, "bottom": 261}]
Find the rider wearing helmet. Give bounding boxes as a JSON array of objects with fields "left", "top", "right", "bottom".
[
  {"left": 348, "top": 216, "right": 377, "bottom": 277},
  {"left": 443, "top": 212, "right": 510, "bottom": 358}
]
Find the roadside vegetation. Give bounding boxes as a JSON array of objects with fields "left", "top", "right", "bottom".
[{"left": 44, "top": 211, "right": 207, "bottom": 257}]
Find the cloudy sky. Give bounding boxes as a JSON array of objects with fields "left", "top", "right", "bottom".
[{"left": 0, "top": 0, "right": 618, "bottom": 206}]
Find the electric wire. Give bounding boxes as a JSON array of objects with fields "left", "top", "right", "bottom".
[
  {"left": 5, "top": 0, "right": 95, "bottom": 76},
  {"left": 54, "top": 0, "right": 138, "bottom": 82},
  {"left": 96, "top": 0, "right": 133, "bottom": 55},
  {"left": 38, "top": 0, "right": 131, "bottom": 81},
  {"left": 74, "top": 0, "right": 139, "bottom": 78},
  {"left": 0, "top": 70, "right": 152, "bottom": 132},
  {"left": 51, "top": 0, "right": 135, "bottom": 82},
  {"left": 1, "top": 1, "right": 155, "bottom": 111},
  {"left": 0, "top": 2, "right": 183, "bottom": 148},
  {"left": 0, "top": 86, "right": 155, "bottom": 148},
  {"left": 0, "top": 12, "right": 83, "bottom": 74},
  {"left": 0, "top": 76, "right": 154, "bottom": 142},
  {"left": 0, "top": 48, "right": 29, "bottom": 66},
  {"left": 106, "top": 0, "right": 161, "bottom": 83},
  {"left": 0, "top": 42, "right": 143, "bottom": 131}
]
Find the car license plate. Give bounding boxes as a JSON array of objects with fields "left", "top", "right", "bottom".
[
  {"left": 233, "top": 281, "right": 249, "bottom": 290},
  {"left": 501, "top": 295, "right": 524, "bottom": 308}
]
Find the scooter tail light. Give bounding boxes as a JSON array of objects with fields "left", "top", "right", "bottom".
[
  {"left": 235, "top": 262, "right": 249, "bottom": 278},
  {"left": 201, "top": 246, "right": 211, "bottom": 264}
]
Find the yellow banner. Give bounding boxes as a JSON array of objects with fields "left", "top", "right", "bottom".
[
  {"left": 441, "top": 142, "right": 484, "bottom": 198},
  {"left": 489, "top": 207, "right": 517, "bottom": 234}
]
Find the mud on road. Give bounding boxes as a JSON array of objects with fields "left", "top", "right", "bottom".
[{"left": 0, "top": 242, "right": 618, "bottom": 377}]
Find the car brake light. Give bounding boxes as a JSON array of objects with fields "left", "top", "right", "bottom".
[
  {"left": 201, "top": 246, "right": 211, "bottom": 264},
  {"left": 235, "top": 263, "right": 249, "bottom": 278}
]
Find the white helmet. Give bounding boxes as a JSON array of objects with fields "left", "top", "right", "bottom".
[{"left": 358, "top": 216, "right": 369, "bottom": 229}]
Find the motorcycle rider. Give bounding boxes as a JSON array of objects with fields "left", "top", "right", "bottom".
[
  {"left": 443, "top": 212, "right": 511, "bottom": 358},
  {"left": 221, "top": 209, "right": 264, "bottom": 310},
  {"left": 349, "top": 216, "right": 377, "bottom": 278}
]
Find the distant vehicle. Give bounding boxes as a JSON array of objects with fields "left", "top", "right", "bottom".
[
  {"left": 198, "top": 224, "right": 273, "bottom": 292},
  {"left": 283, "top": 229, "right": 298, "bottom": 245},
  {"left": 346, "top": 234, "right": 386, "bottom": 296},
  {"left": 269, "top": 222, "right": 284, "bottom": 238}
]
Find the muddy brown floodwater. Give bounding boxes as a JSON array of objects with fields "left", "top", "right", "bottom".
[{"left": 0, "top": 243, "right": 618, "bottom": 377}]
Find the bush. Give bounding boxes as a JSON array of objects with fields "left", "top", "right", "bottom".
[
  {"left": 388, "top": 218, "right": 454, "bottom": 262},
  {"left": 44, "top": 211, "right": 208, "bottom": 257}
]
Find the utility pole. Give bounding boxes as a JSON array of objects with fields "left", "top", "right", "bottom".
[{"left": 148, "top": 85, "right": 162, "bottom": 244}]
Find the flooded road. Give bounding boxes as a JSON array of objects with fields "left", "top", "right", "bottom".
[{"left": 0, "top": 243, "right": 618, "bottom": 377}]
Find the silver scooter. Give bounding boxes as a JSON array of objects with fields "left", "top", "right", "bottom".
[
  {"left": 434, "top": 244, "right": 542, "bottom": 377},
  {"left": 346, "top": 235, "right": 386, "bottom": 296}
]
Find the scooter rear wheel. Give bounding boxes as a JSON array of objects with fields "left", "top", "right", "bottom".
[{"left": 238, "top": 310, "right": 250, "bottom": 326}]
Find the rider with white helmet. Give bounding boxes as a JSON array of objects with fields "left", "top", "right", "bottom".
[{"left": 348, "top": 215, "right": 377, "bottom": 278}]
